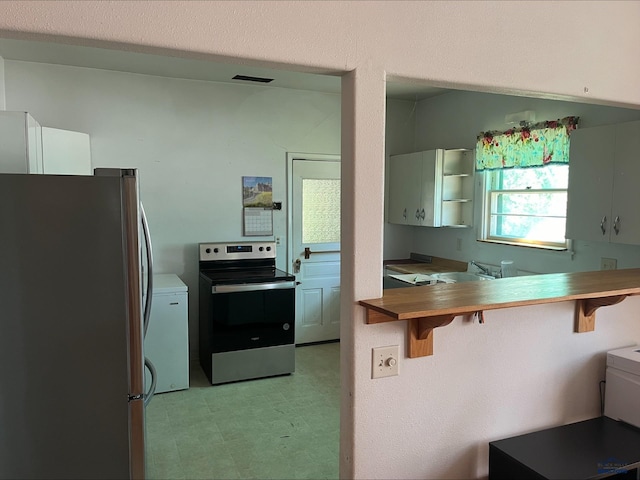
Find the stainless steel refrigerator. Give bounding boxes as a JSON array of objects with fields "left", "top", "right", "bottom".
[{"left": 0, "top": 169, "right": 155, "bottom": 479}]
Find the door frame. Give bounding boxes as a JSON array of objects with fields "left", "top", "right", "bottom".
[{"left": 286, "top": 152, "right": 341, "bottom": 274}]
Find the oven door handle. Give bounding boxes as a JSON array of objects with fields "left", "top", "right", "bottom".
[{"left": 212, "top": 281, "right": 296, "bottom": 294}]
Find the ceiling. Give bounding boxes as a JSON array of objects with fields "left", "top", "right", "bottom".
[{"left": 0, "top": 37, "right": 447, "bottom": 101}]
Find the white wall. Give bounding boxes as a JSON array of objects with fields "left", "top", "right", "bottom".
[
  {"left": 385, "top": 90, "right": 640, "bottom": 273},
  {"left": 4, "top": 59, "right": 341, "bottom": 361},
  {"left": 0, "top": 56, "right": 5, "bottom": 109},
  {"left": 1, "top": 2, "right": 640, "bottom": 479},
  {"left": 384, "top": 99, "right": 416, "bottom": 259}
]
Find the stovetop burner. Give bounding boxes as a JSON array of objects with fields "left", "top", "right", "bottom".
[{"left": 198, "top": 241, "right": 294, "bottom": 285}]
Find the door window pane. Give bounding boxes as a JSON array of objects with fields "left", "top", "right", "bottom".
[{"left": 302, "top": 179, "right": 340, "bottom": 244}]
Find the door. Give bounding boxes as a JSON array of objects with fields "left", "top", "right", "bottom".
[{"left": 291, "top": 158, "right": 341, "bottom": 344}]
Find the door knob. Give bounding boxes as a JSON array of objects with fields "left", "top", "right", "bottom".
[{"left": 293, "top": 258, "right": 301, "bottom": 273}]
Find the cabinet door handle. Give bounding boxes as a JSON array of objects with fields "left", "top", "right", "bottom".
[
  {"left": 614, "top": 216, "right": 620, "bottom": 235},
  {"left": 403, "top": 208, "right": 407, "bottom": 220},
  {"left": 415, "top": 209, "right": 421, "bottom": 220},
  {"left": 420, "top": 209, "right": 425, "bottom": 220},
  {"left": 600, "top": 216, "right": 607, "bottom": 235}
]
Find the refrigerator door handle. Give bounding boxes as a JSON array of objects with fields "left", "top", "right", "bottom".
[
  {"left": 141, "top": 202, "right": 153, "bottom": 337},
  {"left": 144, "top": 357, "right": 157, "bottom": 407},
  {"left": 140, "top": 202, "right": 157, "bottom": 406}
]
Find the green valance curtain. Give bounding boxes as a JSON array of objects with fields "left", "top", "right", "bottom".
[{"left": 475, "top": 116, "right": 579, "bottom": 171}]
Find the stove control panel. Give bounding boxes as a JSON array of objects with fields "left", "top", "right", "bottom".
[{"left": 199, "top": 242, "right": 276, "bottom": 261}]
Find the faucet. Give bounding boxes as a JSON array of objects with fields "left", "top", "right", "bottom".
[{"left": 470, "top": 260, "right": 492, "bottom": 276}]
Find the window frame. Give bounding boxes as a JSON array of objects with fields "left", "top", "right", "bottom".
[{"left": 480, "top": 168, "right": 570, "bottom": 251}]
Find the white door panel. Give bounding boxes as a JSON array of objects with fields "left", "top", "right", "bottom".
[{"left": 290, "top": 157, "right": 341, "bottom": 344}]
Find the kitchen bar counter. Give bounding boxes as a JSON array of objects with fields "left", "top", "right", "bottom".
[{"left": 361, "top": 268, "right": 640, "bottom": 358}]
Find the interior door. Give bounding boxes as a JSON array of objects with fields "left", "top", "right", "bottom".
[{"left": 291, "top": 159, "right": 340, "bottom": 344}]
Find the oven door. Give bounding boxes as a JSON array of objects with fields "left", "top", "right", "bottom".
[{"left": 210, "top": 280, "right": 295, "bottom": 352}]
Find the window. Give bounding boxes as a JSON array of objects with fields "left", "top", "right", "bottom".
[
  {"left": 482, "top": 165, "right": 568, "bottom": 248},
  {"left": 475, "top": 116, "right": 578, "bottom": 250}
]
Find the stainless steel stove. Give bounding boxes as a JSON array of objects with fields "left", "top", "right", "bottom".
[{"left": 198, "top": 241, "right": 296, "bottom": 385}]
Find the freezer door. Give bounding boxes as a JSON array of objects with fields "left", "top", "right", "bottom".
[{"left": 0, "top": 173, "right": 143, "bottom": 479}]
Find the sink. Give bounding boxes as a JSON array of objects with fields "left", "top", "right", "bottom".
[
  {"left": 387, "top": 273, "right": 440, "bottom": 285},
  {"left": 387, "top": 271, "right": 494, "bottom": 286},
  {"left": 429, "top": 272, "right": 494, "bottom": 282}
]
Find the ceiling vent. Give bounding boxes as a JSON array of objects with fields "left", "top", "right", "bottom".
[{"left": 232, "top": 74, "right": 274, "bottom": 84}]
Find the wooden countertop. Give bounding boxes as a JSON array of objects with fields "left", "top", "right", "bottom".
[
  {"left": 385, "top": 256, "right": 467, "bottom": 275},
  {"left": 361, "top": 268, "right": 640, "bottom": 358}
]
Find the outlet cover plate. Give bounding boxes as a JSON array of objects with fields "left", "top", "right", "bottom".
[
  {"left": 601, "top": 257, "right": 617, "bottom": 270},
  {"left": 372, "top": 345, "right": 399, "bottom": 379}
]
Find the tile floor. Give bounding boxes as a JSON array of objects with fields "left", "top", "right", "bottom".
[{"left": 145, "top": 342, "right": 340, "bottom": 479}]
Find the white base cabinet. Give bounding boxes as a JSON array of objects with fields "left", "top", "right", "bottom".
[
  {"left": 567, "top": 120, "right": 640, "bottom": 245},
  {"left": 388, "top": 148, "right": 474, "bottom": 227},
  {"left": 144, "top": 274, "right": 189, "bottom": 394}
]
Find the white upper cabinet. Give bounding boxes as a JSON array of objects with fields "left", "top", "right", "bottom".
[
  {"left": 0, "top": 111, "right": 92, "bottom": 176},
  {"left": 388, "top": 148, "right": 474, "bottom": 227},
  {"left": 0, "top": 111, "right": 43, "bottom": 174},
  {"left": 567, "top": 120, "right": 640, "bottom": 244}
]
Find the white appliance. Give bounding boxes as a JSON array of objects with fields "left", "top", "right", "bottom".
[
  {"left": 144, "top": 274, "right": 189, "bottom": 393},
  {"left": 0, "top": 169, "right": 156, "bottom": 479},
  {"left": 604, "top": 345, "right": 640, "bottom": 428}
]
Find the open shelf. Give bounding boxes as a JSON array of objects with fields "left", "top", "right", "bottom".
[{"left": 360, "top": 269, "right": 640, "bottom": 358}]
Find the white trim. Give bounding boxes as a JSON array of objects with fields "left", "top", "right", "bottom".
[{"left": 285, "top": 152, "right": 340, "bottom": 273}]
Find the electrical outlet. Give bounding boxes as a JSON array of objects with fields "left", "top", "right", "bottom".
[
  {"left": 372, "top": 345, "right": 399, "bottom": 379},
  {"left": 601, "top": 257, "right": 617, "bottom": 270}
]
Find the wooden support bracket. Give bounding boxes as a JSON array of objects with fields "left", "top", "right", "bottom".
[
  {"left": 408, "top": 315, "right": 456, "bottom": 358},
  {"left": 575, "top": 295, "right": 627, "bottom": 333}
]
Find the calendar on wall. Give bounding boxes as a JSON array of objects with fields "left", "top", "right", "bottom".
[
  {"left": 243, "top": 208, "right": 273, "bottom": 236},
  {"left": 242, "top": 176, "right": 273, "bottom": 236}
]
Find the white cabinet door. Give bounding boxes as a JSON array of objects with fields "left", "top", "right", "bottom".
[
  {"left": 611, "top": 120, "right": 640, "bottom": 244},
  {"left": 389, "top": 149, "right": 474, "bottom": 227},
  {"left": 566, "top": 124, "right": 616, "bottom": 243},
  {"left": 388, "top": 152, "right": 423, "bottom": 225}
]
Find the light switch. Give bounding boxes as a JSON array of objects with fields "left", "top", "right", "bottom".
[{"left": 372, "top": 345, "right": 399, "bottom": 379}]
